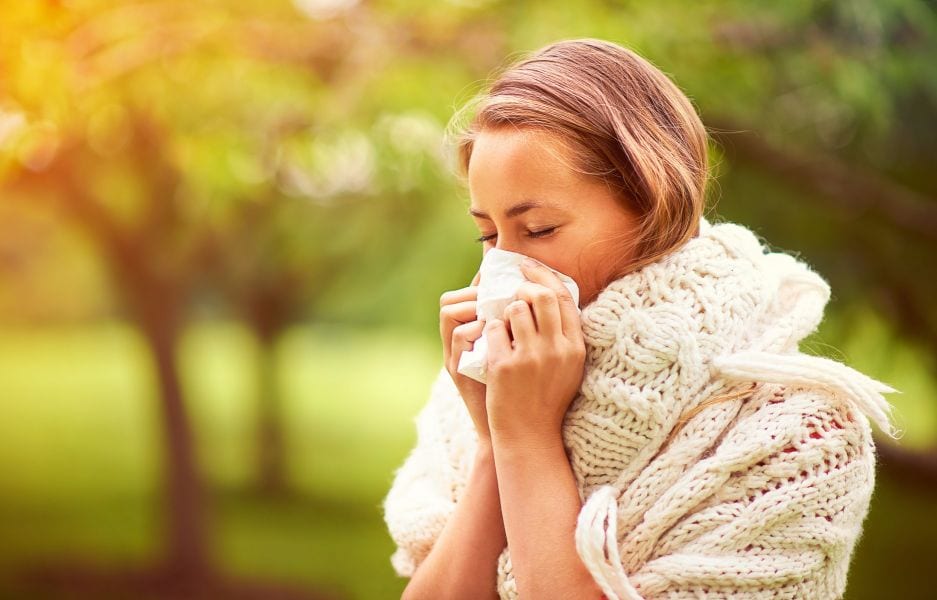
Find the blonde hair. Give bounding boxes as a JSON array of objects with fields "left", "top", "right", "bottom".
[
  {"left": 662, "top": 382, "right": 761, "bottom": 450},
  {"left": 446, "top": 37, "right": 712, "bottom": 285}
]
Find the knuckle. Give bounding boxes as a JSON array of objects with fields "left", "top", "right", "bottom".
[
  {"left": 503, "top": 302, "right": 524, "bottom": 319},
  {"left": 440, "top": 288, "right": 472, "bottom": 307},
  {"left": 531, "top": 287, "right": 552, "bottom": 303},
  {"left": 451, "top": 322, "right": 471, "bottom": 341},
  {"left": 439, "top": 306, "right": 451, "bottom": 322},
  {"left": 553, "top": 339, "right": 582, "bottom": 362}
]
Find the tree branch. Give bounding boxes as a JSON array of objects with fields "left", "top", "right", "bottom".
[
  {"left": 3, "top": 140, "right": 142, "bottom": 269},
  {"left": 707, "top": 116, "right": 937, "bottom": 243},
  {"left": 874, "top": 437, "right": 937, "bottom": 489}
]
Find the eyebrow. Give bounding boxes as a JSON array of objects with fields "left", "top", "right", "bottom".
[{"left": 468, "top": 201, "right": 546, "bottom": 220}]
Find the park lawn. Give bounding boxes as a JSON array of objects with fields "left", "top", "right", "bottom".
[
  {"left": 0, "top": 320, "right": 440, "bottom": 599},
  {"left": 0, "top": 318, "right": 934, "bottom": 599}
]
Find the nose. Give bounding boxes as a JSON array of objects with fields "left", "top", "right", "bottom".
[{"left": 494, "top": 237, "right": 522, "bottom": 255}]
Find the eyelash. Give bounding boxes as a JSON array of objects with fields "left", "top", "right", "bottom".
[{"left": 475, "top": 227, "right": 557, "bottom": 243}]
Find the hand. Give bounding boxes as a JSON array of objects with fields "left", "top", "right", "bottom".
[
  {"left": 439, "top": 270, "right": 491, "bottom": 444},
  {"left": 484, "top": 259, "right": 586, "bottom": 448}
]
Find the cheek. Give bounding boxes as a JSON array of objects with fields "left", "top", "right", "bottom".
[
  {"left": 572, "top": 238, "right": 623, "bottom": 295},
  {"left": 530, "top": 235, "right": 620, "bottom": 301},
  {"left": 530, "top": 254, "right": 572, "bottom": 278},
  {"left": 537, "top": 253, "right": 590, "bottom": 301},
  {"left": 523, "top": 252, "right": 580, "bottom": 289}
]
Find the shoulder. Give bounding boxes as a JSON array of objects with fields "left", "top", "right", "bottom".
[
  {"left": 709, "top": 383, "right": 878, "bottom": 509},
  {"left": 742, "top": 383, "right": 875, "bottom": 450},
  {"left": 720, "top": 383, "right": 876, "bottom": 462},
  {"left": 643, "top": 384, "right": 878, "bottom": 588}
]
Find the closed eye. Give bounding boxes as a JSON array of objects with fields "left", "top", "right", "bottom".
[
  {"left": 474, "top": 227, "right": 558, "bottom": 244},
  {"left": 528, "top": 226, "right": 557, "bottom": 238}
]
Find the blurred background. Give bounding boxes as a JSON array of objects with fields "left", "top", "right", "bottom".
[{"left": 1, "top": 0, "right": 935, "bottom": 598}]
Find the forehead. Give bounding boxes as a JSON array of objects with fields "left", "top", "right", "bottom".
[{"left": 467, "top": 127, "right": 582, "bottom": 206}]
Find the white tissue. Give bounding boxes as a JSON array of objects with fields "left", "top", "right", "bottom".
[{"left": 456, "top": 248, "right": 580, "bottom": 384}]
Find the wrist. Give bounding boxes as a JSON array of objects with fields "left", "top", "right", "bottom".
[
  {"left": 474, "top": 437, "right": 495, "bottom": 464},
  {"left": 490, "top": 429, "right": 565, "bottom": 454},
  {"left": 487, "top": 394, "right": 567, "bottom": 449}
]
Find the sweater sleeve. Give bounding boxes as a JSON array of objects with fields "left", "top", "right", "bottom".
[
  {"left": 382, "top": 366, "right": 478, "bottom": 578},
  {"left": 574, "top": 386, "right": 881, "bottom": 600}
]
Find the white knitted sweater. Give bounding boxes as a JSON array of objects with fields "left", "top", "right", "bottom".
[{"left": 382, "top": 216, "right": 902, "bottom": 599}]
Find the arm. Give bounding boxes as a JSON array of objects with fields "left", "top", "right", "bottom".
[
  {"left": 398, "top": 272, "right": 508, "bottom": 598},
  {"left": 382, "top": 369, "right": 483, "bottom": 580},
  {"left": 480, "top": 259, "right": 607, "bottom": 599},
  {"left": 491, "top": 434, "right": 605, "bottom": 599},
  {"left": 395, "top": 271, "right": 511, "bottom": 598},
  {"left": 402, "top": 441, "right": 507, "bottom": 600},
  {"left": 570, "top": 387, "right": 882, "bottom": 600}
]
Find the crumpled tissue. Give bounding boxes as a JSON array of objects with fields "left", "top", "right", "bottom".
[{"left": 456, "top": 248, "right": 580, "bottom": 384}]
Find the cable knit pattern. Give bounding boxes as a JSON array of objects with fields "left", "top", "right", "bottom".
[{"left": 382, "top": 216, "right": 903, "bottom": 599}]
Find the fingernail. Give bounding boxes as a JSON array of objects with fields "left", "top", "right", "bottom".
[{"left": 522, "top": 258, "right": 539, "bottom": 268}]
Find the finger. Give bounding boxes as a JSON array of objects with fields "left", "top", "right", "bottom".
[
  {"left": 440, "top": 286, "right": 478, "bottom": 307},
  {"left": 484, "top": 318, "right": 512, "bottom": 364},
  {"left": 471, "top": 270, "right": 481, "bottom": 286},
  {"left": 520, "top": 260, "right": 580, "bottom": 338},
  {"left": 440, "top": 300, "right": 478, "bottom": 330},
  {"left": 450, "top": 319, "right": 486, "bottom": 371},
  {"left": 504, "top": 300, "right": 536, "bottom": 349},
  {"left": 452, "top": 319, "right": 486, "bottom": 347},
  {"left": 440, "top": 300, "right": 479, "bottom": 352},
  {"left": 514, "top": 281, "right": 562, "bottom": 339}
]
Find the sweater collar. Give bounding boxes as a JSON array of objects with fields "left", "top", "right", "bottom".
[{"left": 576, "top": 215, "right": 901, "bottom": 439}]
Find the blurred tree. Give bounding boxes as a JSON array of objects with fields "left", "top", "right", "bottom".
[
  {"left": 1, "top": 0, "right": 935, "bottom": 597},
  {"left": 0, "top": 0, "right": 452, "bottom": 594}
]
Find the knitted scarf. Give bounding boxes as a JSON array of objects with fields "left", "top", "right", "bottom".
[{"left": 382, "top": 216, "right": 902, "bottom": 599}]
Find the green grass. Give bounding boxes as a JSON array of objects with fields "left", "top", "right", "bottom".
[
  {"left": 0, "top": 318, "right": 934, "bottom": 599},
  {"left": 0, "top": 320, "right": 440, "bottom": 599}
]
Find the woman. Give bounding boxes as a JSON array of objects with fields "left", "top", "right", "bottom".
[{"left": 382, "top": 38, "right": 902, "bottom": 600}]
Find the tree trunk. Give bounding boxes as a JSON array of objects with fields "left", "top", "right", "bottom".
[
  {"left": 138, "top": 290, "right": 212, "bottom": 579},
  {"left": 256, "top": 329, "right": 287, "bottom": 495},
  {"left": 875, "top": 437, "right": 937, "bottom": 491}
]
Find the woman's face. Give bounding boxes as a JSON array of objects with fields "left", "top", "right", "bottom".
[{"left": 467, "top": 126, "right": 640, "bottom": 307}]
